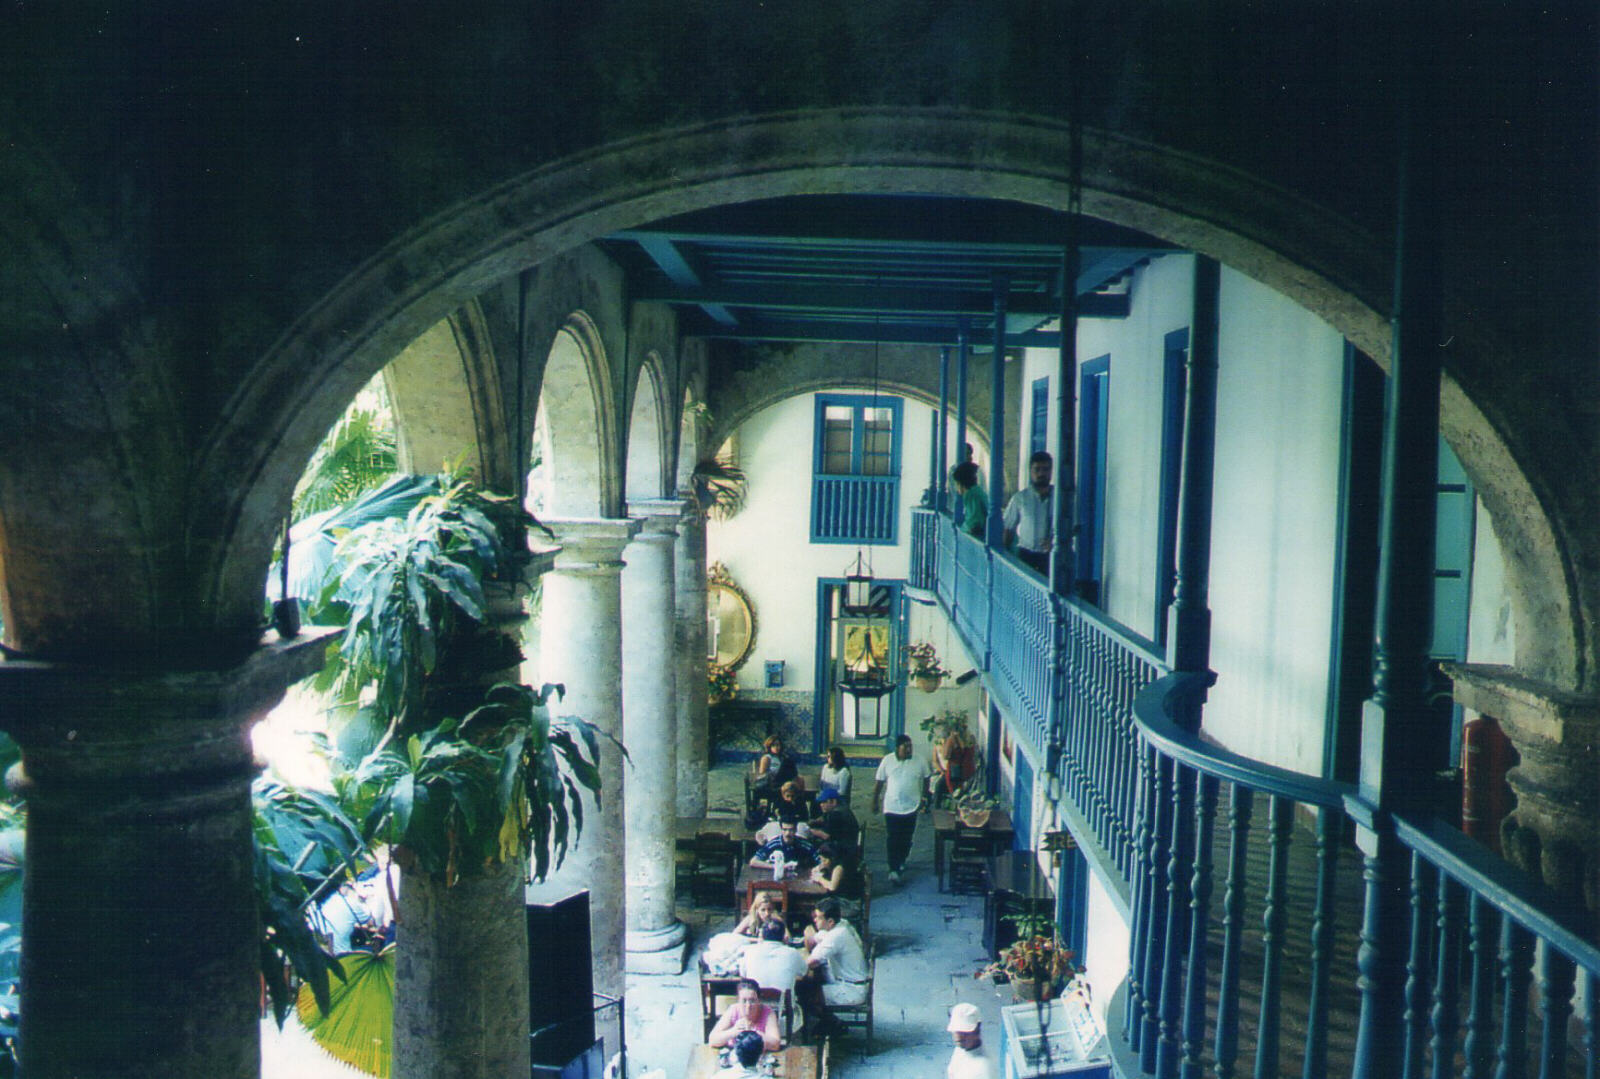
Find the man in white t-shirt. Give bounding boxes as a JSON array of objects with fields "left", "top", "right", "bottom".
[
  {"left": 1002, "top": 451, "right": 1054, "bottom": 576},
  {"left": 946, "top": 1002, "right": 997, "bottom": 1079},
  {"left": 873, "top": 734, "right": 930, "bottom": 883},
  {"left": 740, "top": 918, "right": 808, "bottom": 995}
]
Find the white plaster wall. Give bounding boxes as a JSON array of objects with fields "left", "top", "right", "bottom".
[
  {"left": 1082, "top": 870, "right": 1131, "bottom": 1034},
  {"left": 1466, "top": 499, "right": 1515, "bottom": 665},
  {"left": 708, "top": 391, "right": 986, "bottom": 700},
  {"left": 1204, "top": 267, "right": 1346, "bottom": 774}
]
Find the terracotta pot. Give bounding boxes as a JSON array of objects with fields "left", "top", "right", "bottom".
[
  {"left": 916, "top": 674, "right": 943, "bottom": 693},
  {"left": 1011, "top": 974, "right": 1056, "bottom": 1003},
  {"left": 958, "top": 809, "right": 992, "bottom": 828}
]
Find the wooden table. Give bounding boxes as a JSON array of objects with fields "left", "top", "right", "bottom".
[
  {"left": 931, "top": 808, "right": 1015, "bottom": 892},
  {"left": 684, "top": 1044, "right": 818, "bottom": 1079}
]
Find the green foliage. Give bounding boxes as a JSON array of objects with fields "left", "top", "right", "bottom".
[
  {"left": 297, "top": 946, "right": 396, "bottom": 1078},
  {"left": 252, "top": 779, "right": 370, "bottom": 1026},
  {"left": 688, "top": 457, "right": 748, "bottom": 520},
  {"left": 336, "top": 683, "right": 601, "bottom": 885},
  {"left": 292, "top": 389, "right": 398, "bottom": 523}
]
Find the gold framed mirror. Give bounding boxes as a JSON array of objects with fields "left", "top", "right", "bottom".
[{"left": 706, "top": 562, "right": 757, "bottom": 671}]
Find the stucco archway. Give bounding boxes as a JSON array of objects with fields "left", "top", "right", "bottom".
[
  {"left": 217, "top": 109, "right": 1589, "bottom": 692},
  {"left": 624, "top": 354, "right": 670, "bottom": 504}
]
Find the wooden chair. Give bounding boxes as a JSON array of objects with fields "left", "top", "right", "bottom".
[
  {"left": 699, "top": 961, "right": 740, "bottom": 1038},
  {"left": 828, "top": 939, "right": 875, "bottom": 1050},
  {"left": 856, "top": 865, "right": 873, "bottom": 940},
  {"left": 690, "top": 832, "right": 739, "bottom": 908},
  {"left": 746, "top": 878, "right": 790, "bottom": 919},
  {"left": 757, "top": 986, "right": 796, "bottom": 1044},
  {"left": 947, "top": 825, "right": 988, "bottom": 896}
]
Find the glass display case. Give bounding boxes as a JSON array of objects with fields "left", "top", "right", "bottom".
[{"left": 998, "top": 998, "right": 1111, "bottom": 1079}]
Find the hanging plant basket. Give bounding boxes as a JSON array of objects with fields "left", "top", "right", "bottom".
[{"left": 915, "top": 674, "right": 944, "bottom": 693}]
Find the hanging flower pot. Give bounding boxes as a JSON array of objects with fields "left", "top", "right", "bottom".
[{"left": 915, "top": 674, "right": 944, "bottom": 693}]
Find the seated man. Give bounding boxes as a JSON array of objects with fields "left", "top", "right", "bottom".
[
  {"left": 796, "top": 898, "right": 869, "bottom": 1039},
  {"left": 749, "top": 819, "right": 817, "bottom": 870},
  {"left": 708, "top": 978, "right": 782, "bottom": 1052},
  {"left": 715, "top": 1029, "right": 768, "bottom": 1079},
  {"left": 753, "top": 813, "right": 812, "bottom": 845},
  {"left": 740, "top": 918, "right": 809, "bottom": 995},
  {"left": 807, "top": 786, "right": 859, "bottom": 860}
]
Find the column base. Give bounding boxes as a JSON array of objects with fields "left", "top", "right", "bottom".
[{"left": 625, "top": 921, "right": 688, "bottom": 974}]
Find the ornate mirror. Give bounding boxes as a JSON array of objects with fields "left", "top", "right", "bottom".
[{"left": 706, "top": 562, "right": 757, "bottom": 671}]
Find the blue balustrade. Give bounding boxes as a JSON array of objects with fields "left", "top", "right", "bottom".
[
  {"left": 810, "top": 474, "right": 898, "bottom": 543},
  {"left": 909, "top": 508, "right": 938, "bottom": 590},
  {"left": 903, "top": 510, "right": 1599, "bottom": 1079}
]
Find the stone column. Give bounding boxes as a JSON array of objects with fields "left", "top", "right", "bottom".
[
  {"left": 675, "top": 503, "right": 710, "bottom": 817},
  {"left": 0, "top": 634, "right": 330, "bottom": 1079},
  {"left": 623, "top": 500, "right": 688, "bottom": 973},
  {"left": 1446, "top": 663, "right": 1600, "bottom": 931},
  {"left": 528, "top": 518, "right": 639, "bottom": 998}
]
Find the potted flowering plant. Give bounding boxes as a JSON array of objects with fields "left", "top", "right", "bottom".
[
  {"left": 976, "top": 926, "right": 1078, "bottom": 1002},
  {"left": 905, "top": 640, "right": 952, "bottom": 692},
  {"left": 951, "top": 782, "right": 1001, "bottom": 828},
  {"left": 707, "top": 660, "right": 739, "bottom": 705}
]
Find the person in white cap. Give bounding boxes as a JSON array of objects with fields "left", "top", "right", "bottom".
[{"left": 946, "top": 1002, "right": 996, "bottom": 1079}]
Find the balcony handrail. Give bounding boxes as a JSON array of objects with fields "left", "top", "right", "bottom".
[
  {"left": 1060, "top": 593, "right": 1168, "bottom": 671},
  {"left": 1133, "top": 672, "right": 1354, "bottom": 809},
  {"left": 1391, "top": 809, "right": 1600, "bottom": 973}
]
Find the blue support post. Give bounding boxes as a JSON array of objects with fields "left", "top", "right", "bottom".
[
  {"left": 954, "top": 325, "right": 971, "bottom": 522},
  {"left": 1052, "top": 244, "right": 1080, "bottom": 598},
  {"left": 937, "top": 345, "right": 951, "bottom": 511},
  {"left": 986, "top": 275, "right": 1009, "bottom": 548},
  {"left": 1350, "top": 8, "right": 1446, "bottom": 1073}
]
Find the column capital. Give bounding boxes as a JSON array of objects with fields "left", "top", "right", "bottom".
[
  {"left": 538, "top": 517, "right": 641, "bottom": 571},
  {"left": 1443, "top": 662, "right": 1600, "bottom": 745},
  {"left": 628, "top": 498, "right": 688, "bottom": 539}
]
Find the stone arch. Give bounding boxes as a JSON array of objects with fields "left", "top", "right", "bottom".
[
  {"left": 533, "top": 312, "right": 619, "bottom": 519},
  {"left": 384, "top": 302, "right": 516, "bottom": 493},
  {"left": 624, "top": 352, "right": 670, "bottom": 504},
  {"left": 211, "top": 109, "right": 1590, "bottom": 690}
]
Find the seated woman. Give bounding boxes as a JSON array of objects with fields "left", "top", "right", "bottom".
[
  {"left": 707, "top": 978, "right": 782, "bottom": 1052},
  {"left": 808, "top": 843, "right": 863, "bottom": 920},
  {"left": 774, "top": 778, "right": 812, "bottom": 821},
  {"left": 818, "top": 746, "right": 851, "bottom": 802},
  {"left": 732, "top": 893, "right": 787, "bottom": 942}
]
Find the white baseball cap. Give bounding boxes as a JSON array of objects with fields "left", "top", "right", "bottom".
[{"left": 947, "top": 1003, "right": 982, "bottom": 1033}]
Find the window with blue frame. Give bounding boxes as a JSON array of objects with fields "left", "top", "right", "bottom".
[{"left": 811, "top": 394, "right": 902, "bottom": 544}]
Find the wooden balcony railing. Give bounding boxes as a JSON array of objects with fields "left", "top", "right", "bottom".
[{"left": 908, "top": 507, "right": 1600, "bottom": 1079}]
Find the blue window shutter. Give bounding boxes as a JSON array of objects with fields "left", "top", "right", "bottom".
[{"left": 811, "top": 394, "right": 904, "bottom": 544}]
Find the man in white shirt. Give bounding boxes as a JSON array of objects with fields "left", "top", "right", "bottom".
[
  {"left": 797, "top": 899, "right": 869, "bottom": 1039},
  {"left": 946, "top": 1002, "right": 997, "bottom": 1079},
  {"left": 740, "top": 918, "right": 808, "bottom": 995},
  {"left": 1003, "top": 451, "right": 1054, "bottom": 576},
  {"left": 873, "top": 734, "right": 930, "bottom": 882}
]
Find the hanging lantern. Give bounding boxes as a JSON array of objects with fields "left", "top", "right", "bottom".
[{"left": 843, "top": 549, "right": 874, "bottom": 614}]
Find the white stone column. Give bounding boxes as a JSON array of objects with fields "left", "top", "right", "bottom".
[
  {"left": 675, "top": 503, "right": 711, "bottom": 817},
  {"left": 528, "top": 518, "right": 638, "bottom": 998},
  {"left": 623, "top": 500, "right": 689, "bottom": 972}
]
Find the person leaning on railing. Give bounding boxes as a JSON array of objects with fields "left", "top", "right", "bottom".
[{"left": 951, "top": 462, "right": 986, "bottom": 539}]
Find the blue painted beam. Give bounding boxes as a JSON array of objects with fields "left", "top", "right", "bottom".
[{"left": 634, "top": 235, "right": 738, "bottom": 328}]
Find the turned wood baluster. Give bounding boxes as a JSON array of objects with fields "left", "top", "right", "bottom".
[
  {"left": 1156, "top": 763, "right": 1195, "bottom": 1079},
  {"left": 1140, "top": 755, "right": 1174, "bottom": 1073},
  {"left": 1126, "top": 738, "right": 1156, "bottom": 1049},
  {"left": 1179, "top": 772, "right": 1218, "bottom": 1079},
  {"left": 1492, "top": 918, "right": 1533, "bottom": 1079},
  {"left": 1534, "top": 943, "right": 1574, "bottom": 1079},
  {"left": 1429, "top": 875, "right": 1463, "bottom": 1079},
  {"left": 1405, "top": 853, "right": 1437, "bottom": 1079},
  {"left": 1463, "top": 895, "right": 1498, "bottom": 1079},
  {"left": 1213, "top": 784, "right": 1253, "bottom": 1079},
  {"left": 1302, "top": 805, "right": 1340, "bottom": 1079},
  {"left": 1252, "top": 795, "right": 1293, "bottom": 1079}
]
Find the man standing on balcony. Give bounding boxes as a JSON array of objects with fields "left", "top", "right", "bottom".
[
  {"left": 873, "top": 734, "right": 930, "bottom": 883},
  {"left": 1003, "top": 451, "right": 1054, "bottom": 576}
]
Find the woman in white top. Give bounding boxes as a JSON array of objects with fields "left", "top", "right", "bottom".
[{"left": 818, "top": 746, "right": 851, "bottom": 800}]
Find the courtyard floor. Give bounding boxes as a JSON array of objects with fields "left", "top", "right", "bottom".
[{"left": 262, "top": 761, "right": 1016, "bottom": 1079}]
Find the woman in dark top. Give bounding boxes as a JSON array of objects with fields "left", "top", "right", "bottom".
[{"left": 810, "top": 843, "right": 863, "bottom": 910}]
